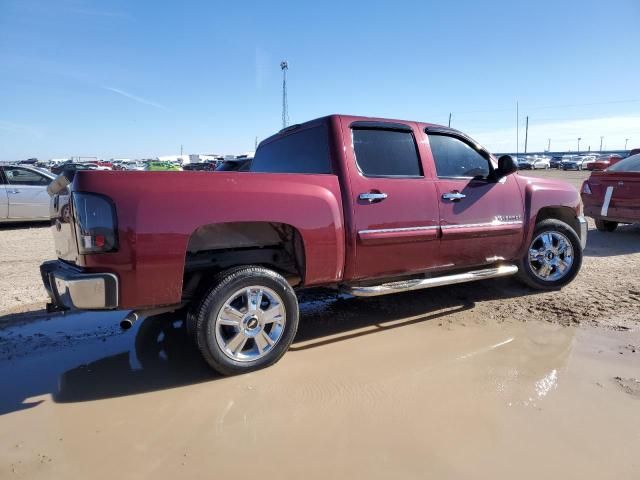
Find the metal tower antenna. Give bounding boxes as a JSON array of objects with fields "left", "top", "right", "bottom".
[{"left": 280, "top": 60, "right": 289, "bottom": 129}]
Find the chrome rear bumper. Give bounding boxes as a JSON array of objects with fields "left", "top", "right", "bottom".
[{"left": 40, "top": 260, "right": 119, "bottom": 310}]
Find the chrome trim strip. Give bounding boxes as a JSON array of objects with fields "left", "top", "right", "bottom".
[
  {"left": 345, "top": 265, "right": 519, "bottom": 297},
  {"left": 358, "top": 226, "right": 439, "bottom": 235},
  {"left": 441, "top": 220, "right": 523, "bottom": 229}
]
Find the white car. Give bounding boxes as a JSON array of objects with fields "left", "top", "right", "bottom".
[{"left": 1, "top": 165, "right": 55, "bottom": 222}]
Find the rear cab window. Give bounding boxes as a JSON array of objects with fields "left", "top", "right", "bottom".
[
  {"left": 351, "top": 124, "right": 423, "bottom": 177},
  {"left": 251, "top": 125, "right": 332, "bottom": 174}
]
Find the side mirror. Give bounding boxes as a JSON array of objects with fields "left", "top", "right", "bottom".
[{"left": 496, "top": 155, "right": 517, "bottom": 178}]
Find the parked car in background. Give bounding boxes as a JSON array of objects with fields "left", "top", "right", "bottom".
[
  {"left": 122, "top": 161, "right": 147, "bottom": 171},
  {"left": 146, "top": 161, "right": 182, "bottom": 171},
  {"left": 586, "top": 154, "right": 623, "bottom": 171},
  {"left": 50, "top": 163, "right": 98, "bottom": 175},
  {"left": 517, "top": 156, "right": 536, "bottom": 170},
  {"left": 215, "top": 158, "right": 252, "bottom": 171},
  {"left": 85, "top": 160, "right": 114, "bottom": 170},
  {"left": 0, "top": 165, "right": 55, "bottom": 222},
  {"left": 183, "top": 162, "right": 217, "bottom": 171},
  {"left": 562, "top": 154, "right": 596, "bottom": 170},
  {"left": 533, "top": 155, "right": 551, "bottom": 169},
  {"left": 582, "top": 154, "right": 640, "bottom": 231},
  {"left": 550, "top": 156, "right": 563, "bottom": 168},
  {"left": 518, "top": 155, "right": 550, "bottom": 170},
  {"left": 43, "top": 114, "right": 587, "bottom": 376},
  {"left": 629, "top": 148, "right": 640, "bottom": 157}
]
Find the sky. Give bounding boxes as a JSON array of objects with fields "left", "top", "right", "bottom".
[{"left": 1, "top": 0, "right": 639, "bottom": 161}]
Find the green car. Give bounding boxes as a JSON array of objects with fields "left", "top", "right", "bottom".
[{"left": 145, "top": 161, "right": 182, "bottom": 171}]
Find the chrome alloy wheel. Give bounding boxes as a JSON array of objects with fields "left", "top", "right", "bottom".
[
  {"left": 214, "top": 286, "right": 286, "bottom": 362},
  {"left": 528, "top": 231, "right": 574, "bottom": 282}
]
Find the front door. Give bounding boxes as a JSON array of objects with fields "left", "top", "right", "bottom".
[
  {"left": 340, "top": 119, "right": 441, "bottom": 281},
  {"left": 424, "top": 131, "right": 525, "bottom": 268},
  {"left": 3, "top": 166, "right": 51, "bottom": 219}
]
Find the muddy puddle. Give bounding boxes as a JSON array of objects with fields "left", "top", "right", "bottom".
[{"left": 0, "top": 296, "right": 639, "bottom": 479}]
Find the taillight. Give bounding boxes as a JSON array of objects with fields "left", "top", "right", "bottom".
[
  {"left": 581, "top": 182, "right": 592, "bottom": 195},
  {"left": 72, "top": 193, "right": 118, "bottom": 254}
]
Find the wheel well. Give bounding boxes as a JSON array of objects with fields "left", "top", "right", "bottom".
[
  {"left": 181, "top": 222, "right": 305, "bottom": 303},
  {"left": 535, "top": 207, "right": 581, "bottom": 236}
]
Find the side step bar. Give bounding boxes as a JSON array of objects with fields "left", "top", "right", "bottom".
[{"left": 344, "top": 264, "right": 518, "bottom": 297}]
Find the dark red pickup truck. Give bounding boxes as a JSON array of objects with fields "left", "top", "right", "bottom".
[{"left": 42, "top": 115, "right": 587, "bottom": 374}]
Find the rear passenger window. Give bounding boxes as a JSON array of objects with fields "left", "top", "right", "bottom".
[
  {"left": 427, "top": 134, "right": 490, "bottom": 178},
  {"left": 352, "top": 128, "right": 422, "bottom": 177},
  {"left": 251, "top": 125, "right": 332, "bottom": 174}
]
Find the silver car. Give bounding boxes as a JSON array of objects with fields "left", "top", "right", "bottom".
[{"left": 1, "top": 165, "right": 55, "bottom": 222}]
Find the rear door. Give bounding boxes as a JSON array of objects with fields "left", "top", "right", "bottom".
[
  {"left": 3, "top": 166, "right": 52, "bottom": 220},
  {"left": 340, "top": 119, "right": 441, "bottom": 281},
  {"left": 424, "top": 130, "right": 525, "bottom": 269}
]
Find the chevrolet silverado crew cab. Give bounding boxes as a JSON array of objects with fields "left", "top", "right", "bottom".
[{"left": 42, "top": 115, "right": 587, "bottom": 375}]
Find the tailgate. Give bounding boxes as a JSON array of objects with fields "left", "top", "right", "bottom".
[{"left": 587, "top": 174, "right": 633, "bottom": 218}]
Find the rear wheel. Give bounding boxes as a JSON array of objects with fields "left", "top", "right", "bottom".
[
  {"left": 595, "top": 219, "right": 618, "bottom": 232},
  {"left": 190, "top": 266, "right": 299, "bottom": 375},
  {"left": 517, "top": 219, "right": 582, "bottom": 290}
]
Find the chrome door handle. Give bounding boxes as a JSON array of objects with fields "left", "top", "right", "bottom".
[
  {"left": 359, "top": 192, "right": 388, "bottom": 203},
  {"left": 442, "top": 192, "right": 466, "bottom": 202},
  {"left": 7, "top": 190, "right": 20, "bottom": 194}
]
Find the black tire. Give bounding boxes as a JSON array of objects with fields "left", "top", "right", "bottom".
[
  {"left": 595, "top": 219, "right": 618, "bottom": 232},
  {"left": 190, "top": 266, "right": 299, "bottom": 375},
  {"left": 517, "top": 219, "right": 583, "bottom": 290}
]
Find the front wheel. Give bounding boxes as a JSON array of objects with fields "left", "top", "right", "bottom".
[
  {"left": 595, "top": 219, "right": 618, "bottom": 232},
  {"left": 517, "top": 219, "right": 583, "bottom": 290},
  {"left": 190, "top": 266, "right": 299, "bottom": 375}
]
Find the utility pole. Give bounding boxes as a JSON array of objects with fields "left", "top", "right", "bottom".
[
  {"left": 280, "top": 60, "right": 289, "bottom": 129},
  {"left": 254, "top": 136, "right": 258, "bottom": 150},
  {"left": 547, "top": 138, "right": 551, "bottom": 152},
  {"left": 625, "top": 138, "right": 629, "bottom": 150},
  {"left": 577, "top": 137, "right": 581, "bottom": 153},
  {"left": 180, "top": 144, "right": 183, "bottom": 156},
  {"left": 448, "top": 113, "right": 452, "bottom": 128},
  {"left": 600, "top": 136, "right": 604, "bottom": 152},
  {"left": 516, "top": 101, "right": 519, "bottom": 158},
  {"left": 524, "top": 116, "right": 529, "bottom": 154}
]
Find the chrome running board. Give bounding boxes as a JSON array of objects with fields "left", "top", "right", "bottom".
[{"left": 345, "top": 264, "right": 518, "bottom": 297}]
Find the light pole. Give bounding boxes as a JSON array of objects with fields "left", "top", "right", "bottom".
[
  {"left": 625, "top": 138, "right": 629, "bottom": 150},
  {"left": 577, "top": 137, "right": 581, "bottom": 153},
  {"left": 547, "top": 138, "right": 551, "bottom": 152},
  {"left": 600, "top": 136, "right": 604, "bottom": 152}
]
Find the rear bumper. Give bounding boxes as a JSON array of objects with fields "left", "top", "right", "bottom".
[
  {"left": 578, "top": 215, "right": 588, "bottom": 250},
  {"left": 40, "top": 260, "right": 119, "bottom": 310}
]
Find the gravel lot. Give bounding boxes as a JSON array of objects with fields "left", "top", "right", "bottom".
[{"left": 0, "top": 224, "right": 54, "bottom": 315}]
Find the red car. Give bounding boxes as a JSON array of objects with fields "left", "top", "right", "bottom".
[
  {"left": 582, "top": 154, "right": 640, "bottom": 231},
  {"left": 42, "top": 114, "right": 586, "bottom": 375},
  {"left": 586, "top": 154, "right": 623, "bottom": 171}
]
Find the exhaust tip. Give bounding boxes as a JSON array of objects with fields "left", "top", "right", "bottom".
[{"left": 120, "top": 312, "right": 138, "bottom": 331}]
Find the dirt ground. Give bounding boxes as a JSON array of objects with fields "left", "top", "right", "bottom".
[{"left": 0, "top": 168, "right": 639, "bottom": 479}]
